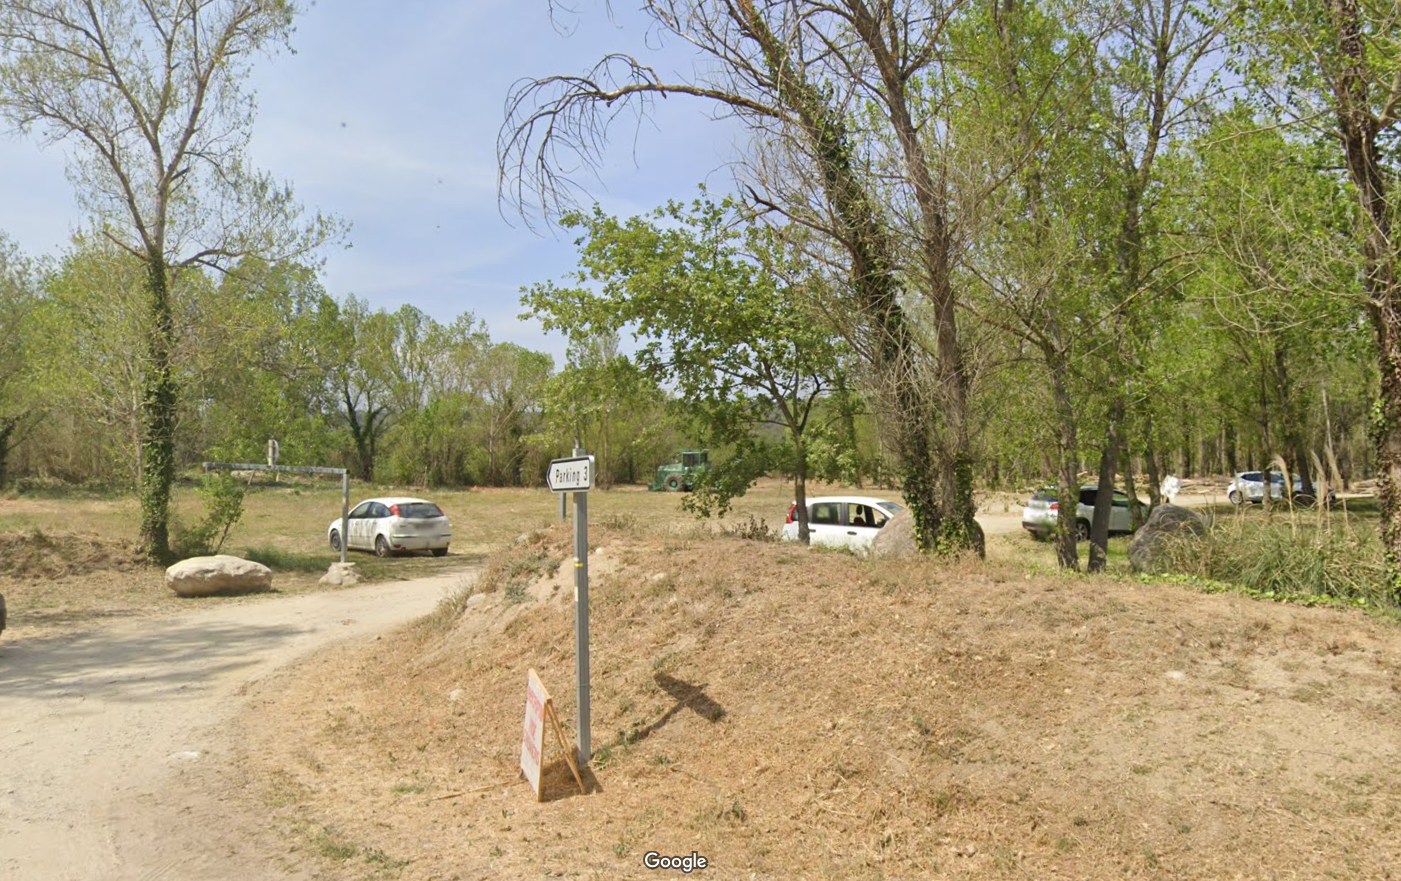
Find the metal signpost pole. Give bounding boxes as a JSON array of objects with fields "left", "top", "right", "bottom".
[
  {"left": 340, "top": 472, "right": 350, "bottom": 565},
  {"left": 572, "top": 444, "right": 590, "bottom": 765},
  {"left": 560, "top": 491, "right": 567, "bottom": 522}
]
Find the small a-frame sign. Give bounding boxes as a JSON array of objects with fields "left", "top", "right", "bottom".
[{"left": 520, "top": 669, "right": 586, "bottom": 800}]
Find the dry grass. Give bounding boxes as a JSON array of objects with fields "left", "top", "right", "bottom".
[
  {"left": 0, "top": 476, "right": 871, "bottom": 639},
  {"left": 241, "top": 523, "right": 1401, "bottom": 881}
]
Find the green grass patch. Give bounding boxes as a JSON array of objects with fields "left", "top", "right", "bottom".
[{"left": 240, "top": 545, "right": 333, "bottom": 573}]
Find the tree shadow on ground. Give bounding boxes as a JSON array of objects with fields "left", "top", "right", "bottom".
[{"left": 630, "top": 672, "right": 726, "bottom": 745}]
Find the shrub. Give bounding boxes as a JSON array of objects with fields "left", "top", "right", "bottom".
[
  {"left": 721, "top": 515, "right": 776, "bottom": 542},
  {"left": 1156, "top": 507, "right": 1391, "bottom": 607},
  {"left": 172, "top": 472, "right": 247, "bottom": 557}
]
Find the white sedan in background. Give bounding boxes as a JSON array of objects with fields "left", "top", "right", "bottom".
[
  {"left": 327, "top": 497, "right": 451, "bottom": 558},
  {"left": 780, "top": 495, "right": 904, "bottom": 553}
]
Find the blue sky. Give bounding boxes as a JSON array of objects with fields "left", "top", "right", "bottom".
[{"left": 0, "top": 0, "right": 741, "bottom": 365}]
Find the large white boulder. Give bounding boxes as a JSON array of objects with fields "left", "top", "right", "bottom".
[{"left": 165, "top": 555, "right": 273, "bottom": 597}]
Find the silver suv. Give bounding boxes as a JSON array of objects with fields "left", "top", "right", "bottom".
[
  {"left": 1021, "top": 485, "right": 1141, "bottom": 541},
  {"left": 1226, "top": 471, "right": 1335, "bottom": 506}
]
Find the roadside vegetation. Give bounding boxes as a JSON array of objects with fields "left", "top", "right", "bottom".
[{"left": 0, "top": 0, "right": 1397, "bottom": 593}]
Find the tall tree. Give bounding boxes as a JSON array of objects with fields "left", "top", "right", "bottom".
[
  {"left": 524, "top": 197, "right": 844, "bottom": 540},
  {"left": 475, "top": 343, "right": 552, "bottom": 486},
  {"left": 1078, "top": 0, "right": 1227, "bottom": 571},
  {"left": 539, "top": 331, "right": 673, "bottom": 488},
  {"left": 0, "top": 0, "right": 338, "bottom": 560},
  {"left": 1236, "top": 0, "right": 1401, "bottom": 594},
  {"left": 954, "top": 0, "right": 1106, "bottom": 569},
  {"left": 328, "top": 298, "right": 399, "bottom": 482},
  {"left": 0, "top": 234, "right": 40, "bottom": 487},
  {"left": 1189, "top": 113, "right": 1364, "bottom": 495},
  {"left": 503, "top": 0, "right": 985, "bottom": 554}
]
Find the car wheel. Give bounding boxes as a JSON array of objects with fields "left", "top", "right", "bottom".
[
  {"left": 665, "top": 475, "right": 681, "bottom": 491},
  {"left": 431, "top": 547, "right": 448, "bottom": 558},
  {"left": 329, "top": 530, "right": 342, "bottom": 552},
  {"left": 374, "top": 535, "right": 392, "bottom": 558},
  {"left": 1075, "top": 520, "right": 1090, "bottom": 542},
  {"left": 1227, "top": 490, "right": 1243, "bottom": 505}
]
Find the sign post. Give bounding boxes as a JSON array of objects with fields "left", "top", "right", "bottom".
[{"left": 546, "top": 447, "right": 594, "bottom": 766}]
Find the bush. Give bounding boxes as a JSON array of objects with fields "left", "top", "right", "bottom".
[
  {"left": 1157, "top": 508, "right": 1391, "bottom": 607},
  {"left": 172, "top": 472, "right": 247, "bottom": 558},
  {"left": 721, "top": 515, "right": 776, "bottom": 542}
]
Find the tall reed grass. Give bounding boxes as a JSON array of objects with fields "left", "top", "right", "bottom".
[{"left": 1158, "top": 500, "right": 1392, "bottom": 607}]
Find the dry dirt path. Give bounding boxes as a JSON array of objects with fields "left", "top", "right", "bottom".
[{"left": 0, "top": 567, "right": 477, "bottom": 881}]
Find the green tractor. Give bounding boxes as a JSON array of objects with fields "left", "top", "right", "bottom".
[{"left": 649, "top": 450, "right": 710, "bottom": 492}]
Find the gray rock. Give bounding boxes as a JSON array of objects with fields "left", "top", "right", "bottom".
[
  {"left": 165, "top": 555, "right": 273, "bottom": 597},
  {"left": 319, "top": 561, "right": 361, "bottom": 587},
  {"left": 871, "top": 510, "right": 917, "bottom": 559},
  {"left": 1127, "top": 504, "right": 1208, "bottom": 574},
  {"left": 870, "top": 511, "right": 986, "bottom": 559}
]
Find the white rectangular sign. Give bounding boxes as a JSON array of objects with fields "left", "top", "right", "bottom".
[
  {"left": 520, "top": 669, "right": 548, "bottom": 799},
  {"left": 547, "top": 455, "right": 594, "bottom": 492}
]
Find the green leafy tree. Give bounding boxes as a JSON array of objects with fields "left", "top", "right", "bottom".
[
  {"left": 326, "top": 298, "right": 402, "bottom": 482},
  {"left": 539, "top": 331, "right": 675, "bottom": 487},
  {"left": 0, "top": 0, "right": 339, "bottom": 560},
  {"left": 33, "top": 243, "right": 154, "bottom": 483},
  {"left": 0, "top": 234, "right": 40, "bottom": 487},
  {"left": 524, "top": 196, "right": 843, "bottom": 541},
  {"left": 474, "top": 343, "right": 553, "bottom": 487},
  {"left": 503, "top": 0, "right": 984, "bottom": 554},
  {"left": 1188, "top": 112, "right": 1366, "bottom": 494},
  {"left": 1234, "top": 0, "right": 1401, "bottom": 596},
  {"left": 952, "top": 0, "right": 1109, "bottom": 569},
  {"left": 191, "top": 260, "right": 343, "bottom": 466},
  {"left": 380, "top": 313, "right": 490, "bottom": 486}
]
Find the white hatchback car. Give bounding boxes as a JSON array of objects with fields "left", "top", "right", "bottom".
[
  {"left": 780, "top": 495, "right": 904, "bottom": 552},
  {"left": 327, "top": 497, "right": 451, "bottom": 558}
]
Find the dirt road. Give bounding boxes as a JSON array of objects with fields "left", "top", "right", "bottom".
[{"left": 0, "top": 568, "right": 475, "bottom": 881}]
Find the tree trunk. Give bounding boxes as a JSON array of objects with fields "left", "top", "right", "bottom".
[
  {"left": 1122, "top": 432, "right": 1144, "bottom": 530},
  {"left": 793, "top": 439, "right": 811, "bottom": 545},
  {"left": 836, "top": 372, "right": 861, "bottom": 488},
  {"left": 0, "top": 417, "right": 14, "bottom": 488},
  {"left": 849, "top": 1, "right": 979, "bottom": 556},
  {"left": 1088, "top": 399, "right": 1124, "bottom": 573},
  {"left": 137, "top": 254, "right": 177, "bottom": 563},
  {"left": 1144, "top": 414, "right": 1163, "bottom": 510},
  {"left": 738, "top": 0, "right": 980, "bottom": 556},
  {"left": 1048, "top": 346, "right": 1080, "bottom": 570}
]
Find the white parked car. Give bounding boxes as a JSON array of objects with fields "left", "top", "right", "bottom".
[
  {"left": 1021, "top": 485, "right": 1141, "bottom": 541},
  {"left": 327, "top": 497, "right": 451, "bottom": 558},
  {"left": 780, "top": 495, "right": 904, "bottom": 553},
  {"left": 1227, "top": 471, "right": 1334, "bottom": 506}
]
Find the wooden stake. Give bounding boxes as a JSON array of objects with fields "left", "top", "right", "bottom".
[{"left": 546, "top": 700, "right": 587, "bottom": 796}]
